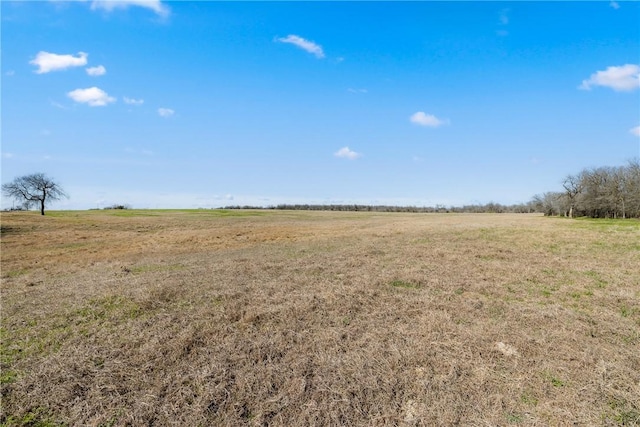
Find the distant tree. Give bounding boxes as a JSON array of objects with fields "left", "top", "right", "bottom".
[
  {"left": 531, "top": 159, "right": 640, "bottom": 219},
  {"left": 2, "top": 173, "right": 67, "bottom": 215},
  {"left": 104, "top": 204, "right": 131, "bottom": 210},
  {"left": 562, "top": 173, "right": 583, "bottom": 218},
  {"left": 626, "top": 159, "right": 640, "bottom": 218},
  {"left": 531, "top": 192, "right": 565, "bottom": 216}
]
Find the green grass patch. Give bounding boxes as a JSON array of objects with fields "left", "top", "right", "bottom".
[
  {"left": 605, "top": 398, "right": 640, "bottom": 425},
  {"left": 520, "top": 391, "right": 539, "bottom": 406},
  {"left": 506, "top": 412, "right": 524, "bottom": 423},
  {"left": 622, "top": 331, "right": 639, "bottom": 345},
  {"left": 99, "top": 410, "right": 124, "bottom": 427},
  {"left": 3, "top": 269, "right": 28, "bottom": 279},
  {"left": 0, "top": 327, "right": 22, "bottom": 366},
  {"left": 0, "top": 369, "right": 18, "bottom": 385},
  {"left": 620, "top": 306, "right": 634, "bottom": 318},
  {"left": 476, "top": 254, "right": 499, "bottom": 261},
  {"left": 98, "top": 208, "right": 270, "bottom": 218},
  {"left": 389, "top": 280, "right": 420, "bottom": 289},
  {"left": 70, "top": 295, "right": 142, "bottom": 324},
  {"left": 540, "top": 287, "right": 555, "bottom": 297},
  {"left": 584, "top": 270, "right": 608, "bottom": 288},
  {"left": 572, "top": 217, "right": 640, "bottom": 231},
  {"left": 203, "top": 209, "right": 270, "bottom": 217},
  {"left": 543, "top": 372, "right": 565, "bottom": 387},
  {"left": 1, "top": 407, "right": 63, "bottom": 427},
  {"left": 102, "top": 210, "right": 160, "bottom": 217},
  {"left": 129, "top": 263, "right": 185, "bottom": 274}
]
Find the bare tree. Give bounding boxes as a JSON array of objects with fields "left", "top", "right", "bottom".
[
  {"left": 534, "top": 159, "right": 640, "bottom": 219},
  {"left": 625, "top": 159, "right": 640, "bottom": 218},
  {"left": 2, "top": 173, "right": 67, "bottom": 215},
  {"left": 531, "top": 192, "right": 565, "bottom": 216},
  {"left": 562, "top": 174, "right": 583, "bottom": 218}
]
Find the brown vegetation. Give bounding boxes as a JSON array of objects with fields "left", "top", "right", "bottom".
[{"left": 1, "top": 210, "right": 639, "bottom": 425}]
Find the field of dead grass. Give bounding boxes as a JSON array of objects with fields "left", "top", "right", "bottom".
[{"left": 1, "top": 210, "right": 639, "bottom": 426}]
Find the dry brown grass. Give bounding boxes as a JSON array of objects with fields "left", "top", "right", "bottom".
[{"left": 1, "top": 210, "right": 639, "bottom": 426}]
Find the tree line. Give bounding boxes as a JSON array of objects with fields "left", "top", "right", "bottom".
[
  {"left": 4, "top": 159, "right": 638, "bottom": 218},
  {"left": 224, "top": 159, "right": 640, "bottom": 218},
  {"left": 531, "top": 159, "right": 640, "bottom": 219},
  {"left": 221, "top": 202, "right": 536, "bottom": 214}
]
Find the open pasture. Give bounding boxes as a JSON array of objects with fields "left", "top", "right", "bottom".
[{"left": 1, "top": 210, "right": 639, "bottom": 425}]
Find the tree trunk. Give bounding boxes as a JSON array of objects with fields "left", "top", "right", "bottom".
[{"left": 40, "top": 199, "right": 45, "bottom": 215}]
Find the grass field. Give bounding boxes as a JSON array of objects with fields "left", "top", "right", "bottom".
[{"left": 1, "top": 210, "right": 639, "bottom": 426}]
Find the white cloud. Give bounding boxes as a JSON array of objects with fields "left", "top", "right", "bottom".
[
  {"left": 86, "top": 65, "right": 106, "bottom": 76},
  {"left": 348, "top": 88, "right": 368, "bottom": 94},
  {"left": 334, "top": 146, "right": 362, "bottom": 160},
  {"left": 410, "top": 112, "right": 448, "bottom": 128},
  {"left": 158, "top": 108, "right": 174, "bottom": 118},
  {"left": 610, "top": 1, "right": 620, "bottom": 9},
  {"left": 67, "top": 87, "right": 116, "bottom": 106},
  {"left": 2, "top": 152, "right": 14, "bottom": 159},
  {"left": 579, "top": 64, "right": 640, "bottom": 92},
  {"left": 630, "top": 126, "right": 640, "bottom": 137},
  {"left": 91, "top": 0, "right": 169, "bottom": 17},
  {"left": 276, "top": 35, "right": 325, "bottom": 58},
  {"left": 496, "top": 30, "right": 509, "bottom": 37},
  {"left": 123, "top": 97, "right": 144, "bottom": 105},
  {"left": 6, "top": 70, "right": 15, "bottom": 76},
  {"left": 30, "top": 51, "right": 88, "bottom": 74}
]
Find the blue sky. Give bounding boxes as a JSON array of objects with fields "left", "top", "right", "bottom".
[{"left": 2, "top": 1, "right": 639, "bottom": 209}]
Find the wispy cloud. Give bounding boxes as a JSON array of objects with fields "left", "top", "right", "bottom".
[
  {"left": 610, "top": 1, "right": 620, "bottom": 9},
  {"left": 348, "top": 88, "right": 368, "bottom": 94},
  {"left": 6, "top": 70, "right": 15, "bottom": 77},
  {"left": 496, "top": 8, "right": 509, "bottom": 36},
  {"left": 30, "top": 51, "right": 87, "bottom": 74},
  {"left": 158, "top": 107, "right": 174, "bottom": 118},
  {"left": 86, "top": 65, "right": 106, "bottom": 76},
  {"left": 410, "top": 112, "right": 448, "bottom": 128},
  {"left": 276, "top": 35, "right": 325, "bottom": 58},
  {"left": 91, "top": 0, "right": 169, "bottom": 17},
  {"left": 67, "top": 87, "right": 116, "bottom": 106},
  {"left": 579, "top": 64, "right": 640, "bottom": 92},
  {"left": 630, "top": 126, "right": 640, "bottom": 137},
  {"left": 334, "top": 146, "right": 362, "bottom": 160},
  {"left": 123, "top": 97, "right": 144, "bottom": 105},
  {"left": 50, "top": 100, "right": 69, "bottom": 110},
  {"left": 499, "top": 8, "right": 509, "bottom": 25},
  {"left": 2, "top": 152, "right": 14, "bottom": 159}
]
